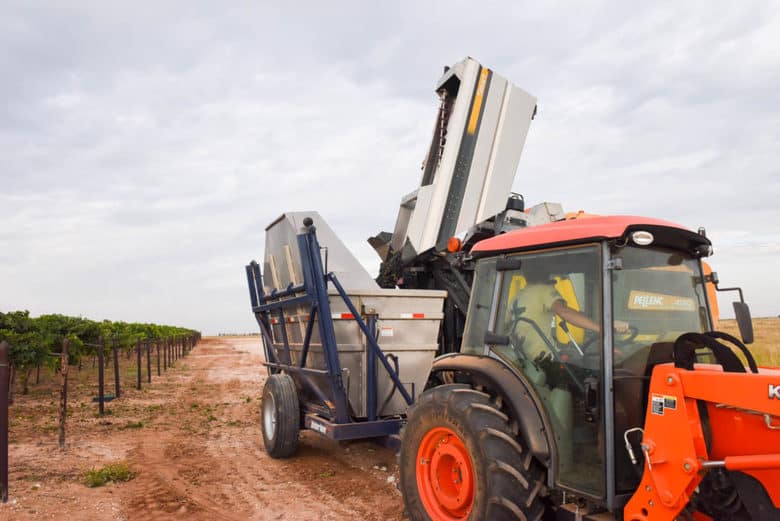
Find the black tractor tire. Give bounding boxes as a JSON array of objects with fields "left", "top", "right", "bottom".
[
  {"left": 400, "top": 383, "right": 547, "bottom": 521},
  {"left": 260, "top": 374, "right": 300, "bottom": 458}
]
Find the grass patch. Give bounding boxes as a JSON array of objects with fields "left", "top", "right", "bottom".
[
  {"left": 120, "top": 421, "right": 144, "bottom": 430},
  {"left": 721, "top": 318, "right": 780, "bottom": 366},
  {"left": 83, "top": 462, "right": 135, "bottom": 487}
]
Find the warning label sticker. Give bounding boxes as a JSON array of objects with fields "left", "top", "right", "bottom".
[
  {"left": 651, "top": 395, "right": 665, "bottom": 416},
  {"left": 651, "top": 394, "right": 678, "bottom": 415}
]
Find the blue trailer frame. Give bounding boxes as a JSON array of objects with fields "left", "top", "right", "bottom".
[{"left": 246, "top": 219, "right": 415, "bottom": 440}]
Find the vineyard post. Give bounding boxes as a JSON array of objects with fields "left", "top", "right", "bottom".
[
  {"left": 8, "top": 366, "right": 14, "bottom": 406},
  {"left": 98, "top": 336, "right": 105, "bottom": 416},
  {"left": 59, "top": 338, "right": 69, "bottom": 449},
  {"left": 163, "top": 338, "right": 168, "bottom": 371},
  {"left": 136, "top": 340, "right": 142, "bottom": 390},
  {"left": 112, "top": 337, "right": 120, "bottom": 399},
  {"left": 156, "top": 340, "right": 161, "bottom": 376},
  {"left": 146, "top": 340, "right": 151, "bottom": 383},
  {"left": 0, "top": 341, "right": 10, "bottom": 502}
]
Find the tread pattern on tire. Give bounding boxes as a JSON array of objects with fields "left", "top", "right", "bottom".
[
  {"left": 261, "top": 374, "right": 300, "bottom": 459},
  {"left": 400, "top": 383, "right": 547, "bottom": 521}
]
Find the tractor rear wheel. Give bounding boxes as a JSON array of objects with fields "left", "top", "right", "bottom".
[
  {"left": 400, "top": 384, "right": 547, "bottom": 521},
  {"left": 261, "top": 374, "right": 300, "bottom": 458}
]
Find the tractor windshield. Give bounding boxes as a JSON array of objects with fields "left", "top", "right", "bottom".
[{"left": 611, "top": 246, "right": 710, "bottom": 353}]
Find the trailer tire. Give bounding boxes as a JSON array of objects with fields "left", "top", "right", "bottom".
[
  {"left": 261, "top": 374, "right": 300, "bottom": 458},
  {"left": 400, "top": 384, "right": 547, "bottom": 521}
]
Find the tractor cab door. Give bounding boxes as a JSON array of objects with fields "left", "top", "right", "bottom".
[
  {"left": 462, "top": 244, "right": 607, "bottom": 498},
  {"left": 609, "top": 246, "right": 712, "bottom": 495}
]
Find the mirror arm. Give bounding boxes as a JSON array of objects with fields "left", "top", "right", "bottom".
[{"left": 714, "top": 284, "right": 745, "bottom": 303}]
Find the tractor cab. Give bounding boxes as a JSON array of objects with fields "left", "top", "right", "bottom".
[{"left": 459, "top": 215, "right": 719, "bottom": 508}]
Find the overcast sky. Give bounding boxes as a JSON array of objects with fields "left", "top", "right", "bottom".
[{"left": 1, "top": 2, "right": 779, "bottom": 334}]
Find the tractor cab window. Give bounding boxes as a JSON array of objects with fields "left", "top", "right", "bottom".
[
  {"left": 489, "top": 245, "right": 605, "bottom": 497},
  {"left": 611, "top": 246, "right": 710, "bottom": 493}
]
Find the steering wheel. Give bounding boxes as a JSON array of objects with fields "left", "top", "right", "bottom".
[
  {"left": 578, "top": 324, "right": 639, "bottom": 353},
  {"left": 614, "top": 325, "right": 639, "bottom": 346},
  {"left": 511, "top": 316, "right": 585, "bottom": 392},
  {"left": 580, "top": 330, "right": 600, "bottom": 352}
]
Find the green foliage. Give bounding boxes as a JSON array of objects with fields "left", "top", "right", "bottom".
[
  {"left": 0, "top": 310, "right": 199, "bottom": 393},
  {"left": 0, "top": 311, "right": 48, "bottom": 377},
  {"left": 83, "top": 462, "right": 135, "bottom": 487}
]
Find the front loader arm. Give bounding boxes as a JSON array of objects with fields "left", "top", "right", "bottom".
[{"left": 624, "top": 363, "right": 780, "bottom": 521}]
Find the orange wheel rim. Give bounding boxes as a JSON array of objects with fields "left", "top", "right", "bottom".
[{"left": 416, "top": 427, "right": 475, "bottom": 520}]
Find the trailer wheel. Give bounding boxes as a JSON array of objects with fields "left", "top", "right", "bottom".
[
  {"left": 261, "top": 374, "right": 300, "bottom": 458},
  {"left": 400, "top": 384, "right": 547, "bottom": 521}
]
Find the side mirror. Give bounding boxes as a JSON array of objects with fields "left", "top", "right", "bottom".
[
  {"left": 733, "top": 301, "right": 754, "bottom": 345},
  {"left": 712, "top": 278, "right": 753, "bottom": 344}
]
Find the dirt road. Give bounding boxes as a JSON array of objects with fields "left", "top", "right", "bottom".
[{"left": 1, "top": 337, "right": 405, "bottom": 521}]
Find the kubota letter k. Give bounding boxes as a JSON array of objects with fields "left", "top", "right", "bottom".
[{"left": 770, "top": 385, "right": 780, "bottom": 400}]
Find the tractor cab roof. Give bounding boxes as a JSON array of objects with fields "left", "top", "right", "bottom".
[{"left": 471, "top": 215, "right": 712, "bottom": 257}]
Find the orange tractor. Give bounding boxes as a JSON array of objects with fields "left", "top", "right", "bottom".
[
  {"left": 248, "top": 58, "right": 780, "bottom": 520},
  {"left": 396, "top": 214, "right": 780, "bottom": 520}
]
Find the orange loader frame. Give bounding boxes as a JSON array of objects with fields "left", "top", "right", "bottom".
[{"left": 624, "top": 362, "right": 780, "bottom": 520}]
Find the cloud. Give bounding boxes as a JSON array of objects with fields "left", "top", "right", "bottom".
[{"left": 1, "top": 1, "right": 779, "bottom": 332}]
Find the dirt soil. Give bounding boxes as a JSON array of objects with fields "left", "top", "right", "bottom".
[{"left": 0, "top": 337, "right": 405, "bottom": 520}]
